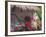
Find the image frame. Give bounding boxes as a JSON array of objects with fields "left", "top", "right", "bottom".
[{"left": 5, "top": 1, "right": 45, "bottom": 36}]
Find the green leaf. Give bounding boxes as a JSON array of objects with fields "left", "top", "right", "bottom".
[{"left": 36, "top": 8, "right": 42, "bottom": 20}]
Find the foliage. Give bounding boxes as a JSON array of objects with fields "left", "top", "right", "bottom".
[{"left": 36, "top": 6, "right": 42, "bottom": 21}]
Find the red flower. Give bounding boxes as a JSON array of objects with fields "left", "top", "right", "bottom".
[{"left": 25, "top": 21, "right": 33, "bottom": 31}]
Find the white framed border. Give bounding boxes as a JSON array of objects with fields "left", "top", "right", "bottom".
[{"left": 5, "top": 1, "right": 45, "bottom": 36}]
